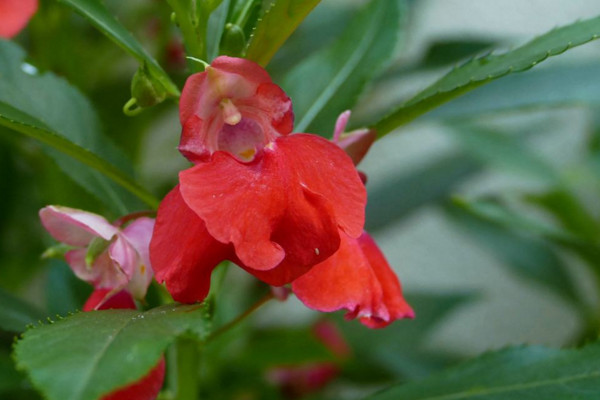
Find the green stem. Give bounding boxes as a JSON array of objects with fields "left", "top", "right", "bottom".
[
  {"left": 174, "top": 338, "right": 200, "bottom": 400},
  {"left": 168, "top": 0, "right": 207, "bottom": 65},
  {"left": 206, "top": 292, "right": 275, "bottom": 343}
]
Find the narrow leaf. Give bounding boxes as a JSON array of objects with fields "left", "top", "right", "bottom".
[
  {"left": 373, "top": 16, "right": 600, "bottom": 137},
  {"left": 429, "top": 62, "right": 600, "bottom": 119},
  {"left": 14, "top": 304, "right": 211, "bottom": 400},
  {"left": 366, "top": 153, "right": 480, "bottom": 231},
  {"left": 0, "top": 41, "right": 158, "bottom": 211},
  {"left": 57, "top": 0, "right": 179, "bottom": 97},
  {"left": 246, "top": 0, "right": 321, "bottom": 66},
  {"left": 445, "top": 198, "right": 581, "bottom": 304},
  {"left": 282, "top": 0, "right": 406, "bottom": 134},
  {"left": 367, "top": 342, "right": 600, "bottom": 400}
]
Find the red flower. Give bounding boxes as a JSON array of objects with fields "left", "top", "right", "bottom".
[
  {"left": 84, "top": 289, "right": 165, "bottom": 400},
  {"left": 292, "top": 231, "right": 414, "bottom": 328},
  {"left": 0, "top": 0, "right": 38, "bottom": 38},
  {"left": 150, "top": 56, "right": 366, "bottom": 303}
]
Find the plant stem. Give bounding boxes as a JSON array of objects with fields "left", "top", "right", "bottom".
[
  {"left": 206, "top": 292, "right": 275, "bottom": 343},
  {"left": 174, "top": 337, "right": 201, "bottom": 400}
]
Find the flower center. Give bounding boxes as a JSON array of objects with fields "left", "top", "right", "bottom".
[{"left": 217, "top": 117, "right": 266, "bottom": 162}]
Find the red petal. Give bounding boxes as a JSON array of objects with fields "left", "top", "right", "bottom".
[
  {"left": 292, "top": 231, "right": 413, "bottom": 328},
  {"left": 211, "top": 56, "right": 272, "bottom": 85},
  {"left": 276, "top": 134, "right": 366, "bottom": 238},
  {"left": 83, "top": 289, "right": 136, "bottom": 311},
  {"left": 101, "top": 358, "right": 166, "bottom": 400},
  {"left": 357, "top": 233, "right": 415, "bottom": 328},
  {"left": 150, "top": 185, "right": 232, "bottom": 303},
  {"left": 0, "top": 0, "right": 37, "bottom": 38},
  {"left": 179, "top": 134, "right": 358, "bottom": 283}
]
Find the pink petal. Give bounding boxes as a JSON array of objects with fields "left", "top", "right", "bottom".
[
  {"left": 0, "top": 0, "right": 37, "bottom": 38},
  {"left": 120, "top": 218, "right": 156, "bottom": 299},
  {"left": 149, "top": 186, "right": 233, "bottom": 303},
  {"left": 333, "top": 110, "right": 351, "bottom": 142},
  {"left": 292, "top": 231, "right": 413, "bottom": 329},
  {"left": 66, "top": 248, "right": 129, "bottom": 291},
  {"left": 40, "top": 206, "right": 119, "bottom": 246},
  {"left": 334, "top": 128, "right": 376, "bottom": 166}
]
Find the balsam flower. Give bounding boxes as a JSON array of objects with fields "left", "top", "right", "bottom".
[
  {"left": 39, "top": 206, "right": 155, "bottom": 302},
  {"left": 0, "top": 0, "right": 38, "bottom": 38},
  {"left": 291, "top": 112, "right": 413, "bottom": 328},
  {"left": 150, "top": 56, "right": 367, "bottom": 303},
  {"left": 84, "top": 289, "right": 165, "bottom": 400}
]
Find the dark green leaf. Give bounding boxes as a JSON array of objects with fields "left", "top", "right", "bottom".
[
  {"left": 373, "top": 16, "right": 600, "bottom": 137},
  {"left": 57, "top": 0, "right": 179, "bottom": 97},
  {"left": 0, "top": 288, "right": 45, "bottom": 333},
  {"left": 366, "top": 342, "right": 600, "bottom": 400},
  {"left": 282, "top": 0, "right": 406, "bottom": 134},
  {"left": 420, "top": 39, "right": 495, "bottom": 68},
  {"left": 246, "top": 0, "right": 321, "bottom": 66},
  {"left": 14, "top": 303, "right": 211, "bottom": 400},
  {"left": 366, "top": 153, "right": 480, "bottom": 231},
  {"left": 0, "top": 41, "right": 159, "bottom": 212},
  {"left": 45, "top": 260, "right": 92, "bottom": 317},
  {"left": 445, "top": 198, "right": 580, "bottom": 304}
]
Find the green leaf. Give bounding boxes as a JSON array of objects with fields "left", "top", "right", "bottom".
[
  {"left": 445, "top": 198, "right": 580, "bottom": 304},
  {"left": 14, "top": 303, "right": 211, "bottom": 400},
  {"left": 366, "top": 342, "right": 600, "bottom": 400},
  {"left": 429, "top": 62, "right": 600, "bottom": 119},
  {"left": 0, "top": 288, "right": 45, "bottom": 333},
  {"left": 282, "top": 0, "right": 406, "bottom": 134},
  {"left": 57, "top": 0, "right": 179, "bottom": 97},
  {"left": 0, "top": 41, "right": 159, "bottom": 211},
  {"left": 366, "top": 153, "right": 481, "bottom": 231},
  {"left": 246, "top": 0, "right": 321, "bottom": 66},
  {"left": 373, "top": 16, "right": 600, "bottom": 137}
]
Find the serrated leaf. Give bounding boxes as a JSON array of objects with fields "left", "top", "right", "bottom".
[
  {"left": 366, "top": 342, "right": 600, "bottom": 400},
  {"left": 282, "top": 0, "right": 406, "bottom": 134},
  {"left": 0, "top": 288, "right": 46, "bottom": 333},
  {"left": 373, "top": 16, "right": 600, "bottom": 137},
  {"left": 0, "top": 41, "right": 158, "bottom": 212},
  {"left": 429, "top": 62, "right": 600, "bottom": 119},
  {"left": 14, "top": 303, "right": 210, "bottom": 400},
  {"left": 246, "top": 0, "right": 321, "bottom": 66},
  {"left": 57, "top": 0, "right": 179, "bottom": 97}
]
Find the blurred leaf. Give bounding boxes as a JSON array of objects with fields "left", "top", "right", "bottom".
[
  {"left": 336, "top": 292, "right": 474, "bottom": 381},
  {"left": 527, "top": 190, "right": 600, "bottom": 241},
  {"left": 14, "top": 303, "right": 211, "bottom": 400},
  {"left": 45, "top": 260, "right": 92, "bottom": 317},
  {"left": 0, "top": 288, "right": 45, "bottom": 333},
  {"left": 447, "top": 125, "right": 559, "bottom": 184},
  {"left": 207, "top": 0, "right": 233, "bottom": 60},
  {"left": 57, "top": 0, "right": 180, "bottom": 97},
  {"left": 366, "top": 342, "right": 600, "bottom": 400},
  {"left": 0, "top": 350, "right": 38, "bottom": 399},
  {"left": 420, "top": 39, "right": 495, "bottom": 68},
  {"left": 445, "top": 198, "right": 580, "bottom": 304},
  {"left": 366, "top": 153, "right": 480, "bottom": 231},
  {"left": 0, "top": 41, "right": 158, "bottom": 212},
  {"left": 373, "top": 16, "right": 600, "bottom": 137},
  {"left": 430, "top": 63, "right": 600, "bottom": 119},
  {"left": 246, "top": 0, "right": 321, "bottom": 66},
  {"left": 283, "top": 0, "right": 406, "bottom": 134}
]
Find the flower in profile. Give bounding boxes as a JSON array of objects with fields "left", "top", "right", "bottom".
[
  {"left": 290, "top": 111, "right": 413, "bottom": 328},
  {"left": 150, "top": 56, "right": 367, "bottom": 303},
  {"left": 84, "top": 289, "right": 165, "bottom": 400},
  {"left": 0, "top": 0, "right": 38, "bottom": 38},
  {"left": 39, "top": 206, "right": 155, "bottom": 302}
]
